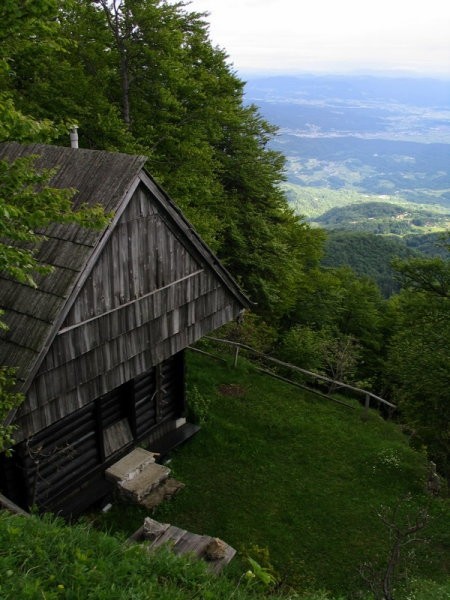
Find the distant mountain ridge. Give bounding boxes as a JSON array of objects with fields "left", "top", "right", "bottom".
[{"left": 245, "top": 74, "right": 450, "bottom": 108}]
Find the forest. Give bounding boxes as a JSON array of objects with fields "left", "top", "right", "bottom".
[{"left": 0, "top": 2, "right": 449, "bottom": 594}]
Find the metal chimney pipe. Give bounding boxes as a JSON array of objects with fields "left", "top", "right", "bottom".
[{"left": 70, "top": 126, "right": 79, "bottom": 149}]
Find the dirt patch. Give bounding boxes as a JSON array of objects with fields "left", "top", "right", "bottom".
[{"left": 218, "top": 384, "right": 246, "bottom": 398}]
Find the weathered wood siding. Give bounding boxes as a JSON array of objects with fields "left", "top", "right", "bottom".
[
  {"left": 1, "top": 353, "right": 184, "bottom": 515},
  {"left": 14, "top": 184, "right": 242, "bottom": 439}
]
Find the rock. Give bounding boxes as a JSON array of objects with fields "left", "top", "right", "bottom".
[
  {"left": 204, "top": 537, "right": 228, "bottom": 561},
  {"left": 143, "top": 517, "right": 170, "bottom": 541}
]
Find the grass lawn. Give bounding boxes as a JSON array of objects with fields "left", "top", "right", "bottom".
[{"left": 98, "top": 351, "right": 450, "bottom": 598}]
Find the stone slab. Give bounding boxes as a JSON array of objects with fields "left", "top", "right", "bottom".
[
  {"left": 118, "top": 463, "right": 171, "bottom": 501},
  {"left": 105, "top": 447, "right": 159, "bottom": 483}
]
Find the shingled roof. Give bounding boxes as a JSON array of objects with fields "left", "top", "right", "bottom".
[{"left": 0, "top": 142, "right": 248, "bottom": 394}]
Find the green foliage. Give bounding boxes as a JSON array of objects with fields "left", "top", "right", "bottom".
[
  {"left": 386, "top": 253, "right": 450, "bottom": 479},
  {"left": 186, "top": 384, "right": 210, "bottom": 426},
  {"left": 278, "top": 324, "right": 361, "bottom": 385},
  {"left": 246, "top": 556, "right": 278, "bottom": 588},
  {"left": 322, "top": 231, "right": 418, "bottom": 297},
  {"left": 286, "top": 266, "right": 385, "bottom": 386},
  {"left": 0, "top": 97, "right": 56, "bottom": 143},
  {"left": 404, "top": 232, "right": 450, "bottom": 258},
  {"left": 0, "top": 368, "right": 23, "bottom": 454},
  {"left": 391, "top": 253, "right": 450, "bottom": 297},
  {"left": 216, "top": 312, "right": 279, "bottom": 353},
  {"left": 279, "top": 325, "right": 327, "bottom": 373}
]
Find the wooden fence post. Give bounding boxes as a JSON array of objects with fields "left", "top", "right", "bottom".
[
  {"left": 233, "top": 346, "right": 240, "bottom": 368},
  {"left": 364, "top": 393, "right": 370, "bottom": 417}
]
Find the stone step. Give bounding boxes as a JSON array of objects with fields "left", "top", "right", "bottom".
[
  {"left": 118, "top": 462, "right": 171, "bottom": 502},
  {"left": 105, "top": 448, "right": 159, "bottom": 484},
  {"left": 139, "top": 478, "right": 185, "bottom": 510}
]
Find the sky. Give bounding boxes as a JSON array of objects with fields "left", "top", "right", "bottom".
[{"left": 185, "top": 0, "right": 450, "bottom": 77}]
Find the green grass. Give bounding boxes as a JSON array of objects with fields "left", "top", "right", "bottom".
[
  {"left": 1, "top": 510, "right": 324, "bottom": 600},
  {"left": 97, "top": 352, "right": 450, "bottom": 598}
]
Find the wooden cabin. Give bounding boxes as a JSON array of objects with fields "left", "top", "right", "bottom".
[{"left": 0, "top": 142, "right": 248, "bottom": 516}]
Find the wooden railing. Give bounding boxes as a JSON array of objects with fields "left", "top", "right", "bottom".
[{"left": 190, "top": 336, "right": 396, "bottom": 415}]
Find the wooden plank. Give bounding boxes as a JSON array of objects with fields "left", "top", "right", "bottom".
[
  {"left": 173, "top": 531, "right": 209, "bottom": 556},
  {"left": 103, "top": 419, "right": 133, "bottom": 457},
  {"left": 0, "top": 342, "right": 37, "bottom": 381},
  {"left": 138, "top": 171, "right": 250, "bottom": 309},
  {"left": 18, "top": 350, "right": 188, "bottom": 441},
  {"left": 0, "top": 280, "right": 64, "bottom": 322},
  {"left": 121, "top": 186, "right": 157, "bottom": 221},
  {"left": 33, "top": 266, "right": 79, "bottom": 298},
  {"left": 150, "top": 525, "right": 187, "bottom": 549},
  {"left": 9, "top": 169, "right": 143, "bottom": 405},
  {"left": 0, "top": 492, "right": 29, "bottom": 516},
  {"left": 134, "top": 518, "right": 236, "bottom": 574}
]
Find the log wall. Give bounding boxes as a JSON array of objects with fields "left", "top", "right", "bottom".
[{"left": 1, "top": 353, "right": 185, "bottom": 515}]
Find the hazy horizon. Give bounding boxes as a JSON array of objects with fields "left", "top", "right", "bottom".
[
  {"left": 238, "top": 70, "right": 450, "bottom": 81},
  {"left": 185, "top": 0, "right": 450, "bottom": 78}
]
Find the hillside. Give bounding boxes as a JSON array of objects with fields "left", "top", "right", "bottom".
[
  {"left": 313, "top": 202, "right": 448, "bottom": 234},
  {"left": 322, "top": 232, "right": 417, "bottom": 296},
  {"left": 283, "top": 184, "right": 450, "bottom": 230},
  {"left": 1, "top": 352, "right": 449, "bottom": 600},
  {"left": 96, "top": 351, "right": 450, "bottom": 599},
  {"left": 282, "top": 183, "right": 449, "bottom": 295},
  {"left": 403, "top": 232, "right": 450, "bottom": 258}
]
